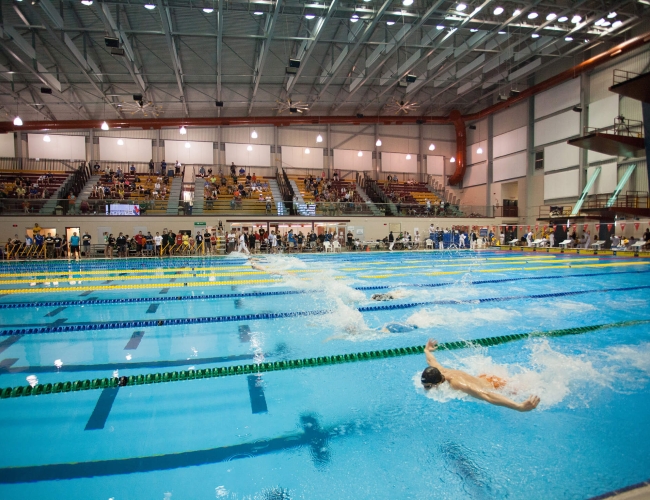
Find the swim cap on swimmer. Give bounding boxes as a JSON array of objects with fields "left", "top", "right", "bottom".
[{"left": 421, "top": 366, "right": 444, "bottom": 386}]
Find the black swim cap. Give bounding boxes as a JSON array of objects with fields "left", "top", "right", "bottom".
[{"left": 421, "top": 367, "right": 444, "bottom": 386}]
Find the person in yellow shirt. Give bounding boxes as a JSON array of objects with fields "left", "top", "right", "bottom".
[
  {"left": 182, "top": 232, "right": 190, "bottom": 254},
  {"left": 32, "top": 223, "right": 42, "bottom": 236}
]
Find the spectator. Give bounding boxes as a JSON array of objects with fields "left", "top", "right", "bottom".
[
  {"left": 160, "top": 159, "right": 167, "bottom": 175},
  {"left": 175, "top": 160, "right": 181, "bottom": 176},
  {"left": 148, "top": 159, "right": 155, "bottom": 175},
  {"left": 130, "top": 164, "right": 136, "bottom": 175},
  {"left": 198, "top": 166, "right": 205, "bottom": 177},
  {"left": 239, "top": 166, "right": 246, "bottom": 176}
]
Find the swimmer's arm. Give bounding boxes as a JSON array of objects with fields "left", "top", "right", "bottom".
[
  {"left": 424, "top": 339, "right": 444, "bottom": 371},
  {"left": 459, "top": 383, "right": 540, "bottom": 412}
]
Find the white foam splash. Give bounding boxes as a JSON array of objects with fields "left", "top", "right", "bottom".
[
  {"left": 215, "top": 486, "right": 228, "bottom": 498},
  {"left": 413, "top": 340, "right": 650, "bottom": 410},
  {"left": 26, "top": 375, "right": 38, "bottom": 387},
  {"left": 406, "top": 306, "right": 522, "bottom": 329}
]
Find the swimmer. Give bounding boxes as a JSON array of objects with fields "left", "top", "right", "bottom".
[
  {"left": 421, "top": 339, "right": 540, "bottom": 412},
  {"left": 326, "top": 321, "right": 417, "bottom": 342},
  {"left": 371, "top": 289, "right": 410, "bottom": 301}
]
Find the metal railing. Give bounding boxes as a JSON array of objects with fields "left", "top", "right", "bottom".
[
  {"left": 612, "top": 69, "right": 640, "bottom": 86},
  {"left": 583, "top": 116, "right": 644, "bottom": 138}
]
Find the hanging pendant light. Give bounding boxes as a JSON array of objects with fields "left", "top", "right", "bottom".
[
  {"left": 117, "top": 139, "right": 124, "bottom": 146},
  {"left": 304, "top": 148, "right": 310, "bottom": 154},
  {"left": 450, "top": 156, "right": 456, "bottom": 163},
  {"left": 375, "top": 138, "right": 382, "bottom": 147},
  {"left": 251, "top": 129, "right": 258, "bottom": 139},
  {"left": 185, "top": 142, "right": 191, "bottom": 149},
  {"left": 358, "top": 151, "right": 363, "bottom": 157},
  {"left": 316, "top": 134, "right": 323, "bottom": 143},
  {"left": 179, "top": 126, "right": 187, "bottom": 135},
  {"left": 101, "top": 121, "right": 109, "bottom": 131},
  {"left": 247, "top": 145, "right": 253, "bottom": 152},
  {"left": 43, "top": 134, "right": 51, "bottom": 143},
  {"left": 406, "top": 154, "right": 412, "bottom": 160},
  {"left": 476, "top": 146, "right": 483, "bottom": 154},
  {"left": 13, "top": 116, "right": 23, "bottom": 126},
  {"left": 429, "top": 143, "right": 435, "bottom": 151}
]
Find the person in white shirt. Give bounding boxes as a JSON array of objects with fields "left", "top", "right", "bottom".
[
  {"left": 549, "top": 232, "right": 555, "bottom": 248},
  {"left": 526, "top": 231, "right": 534, "bottom": 247},
  {"left": 583, "top": 230, "right": 591, "bottom": 249},
  {"left": 238, "top": 231, "right": 250, "bottom": 255},
  {"left": 269, "top": 231, "right": 278, "bottom": 253},
  {"left": 459, "top": 233, "right": 467, "bottom": 248},
  {"left": 154, "top": 232, "right": 162, "bottom": 256}
]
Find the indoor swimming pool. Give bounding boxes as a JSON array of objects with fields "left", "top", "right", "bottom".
[{"left": 0, "top": 250, "right": 648, "bottom": 500}]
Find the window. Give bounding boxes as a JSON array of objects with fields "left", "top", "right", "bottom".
[{"left": 534, "top": 150, "right": 544, "bottom": 170}]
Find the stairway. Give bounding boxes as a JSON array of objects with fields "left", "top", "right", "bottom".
[
  {"left": 289, "top": 179, "right": 311, "bottom": 215},
  {"left": 267, "top": 178, "right": 286, "bottom": 216},
  {"left": 40, "top": 172, "right": 74, "bottom": 215},
  {"left": 78, "top": 175, "right": 101, "bottom": 202},
  {"left": 166, "top": 178, "right": 182, "bottom": 214},
  {"left": 193, "top": 178, "right": 204, "bottom": 214},
  {"left": 355, "top": 184, "right": 383, "bottom": 216}
]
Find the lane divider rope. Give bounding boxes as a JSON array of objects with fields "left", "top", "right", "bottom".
[
  {"left": 1, "top": 319, "right": 646, "bottom": 400},
  {"left": 3, "top": 285, "right": 649, "bottom": 337}
]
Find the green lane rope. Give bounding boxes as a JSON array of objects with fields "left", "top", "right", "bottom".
[{"left": 1, "top": 319, "right": 647, "bottom": 401}]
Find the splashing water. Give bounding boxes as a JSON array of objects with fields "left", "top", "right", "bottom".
[
  {"left": 406, "top": 306, "right": 522, "bottom": 329},
  {"left": 412, "top": 340, "right": 650, "bottom": 409}
]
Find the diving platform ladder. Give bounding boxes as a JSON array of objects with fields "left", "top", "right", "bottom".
[
  {"left": 606, "top": 164, "right": 636, "bottom": 208},
  {"left": 571, "top": 167, "right": 601, "bottom": 216}
]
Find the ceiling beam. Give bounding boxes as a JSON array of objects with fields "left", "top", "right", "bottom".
[
  {"left": 216, "top": 0, "right": 223, "bottom": 117},
  {"left": 285, "top": 0, "right": 339, "bottom": 95},
  {"left": 248, "top": 0, "right": 283, "bottom": 115},
  {"left": 157, "top": 0, "right": 189, "bottom": 116}
]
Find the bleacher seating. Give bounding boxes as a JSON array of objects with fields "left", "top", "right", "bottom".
[
  {"left": 86, "top": 170, "right": 172, "bottom": 215},
  {"left": 0, "top": 170, "right": 69, "bottom": 214},
  {"left": 376, "top": 180, "right": 441, "bottom": 215},
  {"left": 287, "top": 175, "right": 374, "bottom": 215},
  {"left": 202, "top": 174, "right": 277, "bottom": 215}
]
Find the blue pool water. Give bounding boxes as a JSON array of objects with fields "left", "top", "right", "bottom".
[{"left": 0, "top": 250, "right": 648, "bottom": 499}]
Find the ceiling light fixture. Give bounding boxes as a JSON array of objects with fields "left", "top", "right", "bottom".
[
  {"left": 498, "top": 30, "right": 506, "bottom": 34},
  {"left": 376, "top": 138, "right": 382, "bottom": 147},
  {"left": 316, "top": 134, "right": 323, "bottom": 143},
  {"left": 436, "top": 25, "right": 444, "bottom": 30},
  {"left": 247, "top": 145, "right": 253, "bottom": 152},
  {"left": 350, "top": 14, "right": 359, "bottom": 22},
  {"left": 101, "top": 121, "right": 109, "bottom": 131},
  {"left": 565, "top": 36, "right": 573, "bottom": 41},
  {"left": 43, "top": 134, "right": 51, "bottom": 143},
  {"left": 386, "top": 20, "right": 396, "bottom": 25},
  {"left": 251, "top": 129, "right": 258, "bottom": 139},
  {"left": 305, "top": 13, "right": 315, "bottom": 19},
  {"left": 493, "top": 6, "right": 504, "bottom": 15},
  {"left": 203, "top": 8, "right": 214, "bottom": 13},
  {"left": 358, "top": 151, "right": 363, "bottom": 157},
  {"left": 429, "top": 143, "right": 435, "bottom": 151},
  {"left": 601, "top": 20, "right": 611, "bottom": 26},
  {"left": 80, "top": 0, "right": 93, "bottom": 5},
  {"left": 456, "top": 3, "right": 467, "bottom": 12},
  {"left": 179, "top": 126, "right": 187, "bottom": 135},
  {"left": 305, "top": 148, "right": 310, "bottom": 154},
  {"left": 117, "top": 139, "right": 124, "bottom": 146},
  {"left": 403, "top": 0, "right": 414, "bottom": 5},
  {"left": 13, "top": 116, "right": 22, "bottom": 126},
  {"left": 253, "top": 11, "right": 263, "bottom": 15},
  {"left": 527, "top": 12, "right": 538, "bottom": 19},
  {"left": 571, "top": 15, "right": 581, "bottom": 24},
  {"left": 185, "top": 142, "right": 191, "bottom": 149},
  {"left": 513, "top": 9, "right": 521, "bottom": 16},
  {"left": 595, "top": 18, "right": 605, "bottom": 26},
  {"left": 546, "top": 13, "right": 556, "bottom": 21},
  {"left": 557, "top": 16, "right": 568, "bottom": 22},
  {"left": 611, "top": 20, "right": 623, "bottom": 29},
  {"left": 144, "top": 4, "right": 156, "bottom": 10},
  {"left": 470, "top": 28, "right": 478, "bottom": 32},
  {"left": 607, "top": 12, "right": 617, "bottom": 19},
  {"left": 450, "top": 156, "right": 456, "bottom": 163},
  {"left": 477, "top": 146, "right": 483, "bottom": 154},
  {"left": 531, "top": 33, "right": 540, "bottom": 38},
  {"left": 406, "top": 154, "right": 412, "bottom": 160}
]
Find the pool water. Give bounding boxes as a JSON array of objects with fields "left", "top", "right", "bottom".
[{"left": 0, "top": 250, "right": 648, "bottom": 500}]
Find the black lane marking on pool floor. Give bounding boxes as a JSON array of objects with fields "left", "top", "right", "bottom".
[
  {"left": 79, "top": 291, "right": 93, "bottom": 297},
  {"left": 0, "top": 358, "right": 18, "bottom": 372},
  {"left": 247, "top": 375, "right": 268, "bottom": 414},
  {"left": 50, "top": 318, "right": 68, "bottom": 327},
  {"left": 124, "top": 331, "right": 145, "bottom": 350},
  {"left": 169, "top": 278, "right": 177, "bottom": 283},
  {"left": 146, "top": 304, "right": 160, "bottom": 314},
  {"left": 44, "top": 307, "right": 66, "bottom": 317},
  {"left": 102, "top": 280, "right": 113, "bottom": 285},
  {"left": 239, "top": 325, "right": 251, "bottom": 343},
  {"left": 84, "top": 387, "right": 120, "bottom": 431},
  {"left": 0, "top": 335, "right": 22, "bottom": 354},
  {"left": 159, "top": 288, "right": 169, "bottom": 295},
  {"left": 234, "top": 299, "right": 243, "bottom": 309},
  {"left": 3, "top": 353, "right": 258, "bottom": 375},
  {"left": 0, "top": 415, "right": 331, "bottom": 483}
]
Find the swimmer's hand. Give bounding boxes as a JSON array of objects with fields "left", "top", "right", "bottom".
[
  {"left": 517, "top": 395, "right": 540, "bottom": 412},
  {"left": 425, "top": 339, "right": 438, "bottom": 352}
]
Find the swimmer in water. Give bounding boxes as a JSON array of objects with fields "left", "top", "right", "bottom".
[
  {"left": 421, "top": 339, "right": 540, "bottom": 412},
  {"left": 371, "top": 289, "right": 409, "bottom": 301}
]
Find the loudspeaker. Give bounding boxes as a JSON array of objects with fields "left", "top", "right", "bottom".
[
  {"left": 105, "top": 37, "right": 120, "bottom": 48},
  {"left": 133, "top": 94, "right": 143, "bottom": 101},
  {"left": 215, "top": 101, "right": 224, "bottom": 107},
  {"left": 40, "top": 87, "right": 52, "bottom": 94},
  {"left": 289, "top": 58, "right": 300, "bottom": 68},
  {"left": 405, "top": 74, "right": 417, "bottom": 83},
  {"left": 110, "top": 48, "right": 125, "bottom": 56}
]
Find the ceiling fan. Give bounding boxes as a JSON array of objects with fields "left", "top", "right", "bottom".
[
  {"left": 384, "top": 98, "right": 420, "bottom": 115},
  {"left": 115, "top": 99, "right": 163, "bottom": 117},
  {"left": 276, "top": 98, "right": 309, "bottom": 114}
]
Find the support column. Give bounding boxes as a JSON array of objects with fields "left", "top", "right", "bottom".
[
  {"left": 374, "top": 123, "right": 380, "bottom": 181},
  {"left": 578, "top": 72, "right": 590, "bottom": 193},
  {"left": 487, "top": 114, "right": 493, "bottom": 217},
  {"left": 89, "top": 129, "right": 94, "bottom": 163},
  {"left": 216, "top": 125, "right": 221, "bottom": 168},
  {"left": 419, "top": 123, "right": 424, "bottom": 182},
  {"left": 326, "top": 124, "right": 331, "bottom": 176},
  {"left": 274, "top": 125, "right": 279, "bottom": 172},
  {"left": 643, "top": 102, "right": 650, "bottom": 182},
  {"left": 155, "top": 129, "right": 161, "bottom": 165}
]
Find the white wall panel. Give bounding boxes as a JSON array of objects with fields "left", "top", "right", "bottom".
[
  {"left": 99, "top": 137, "right": 152, "bottom": 162},
  {"left": 281, "top": 146, "right": 324, "bottom": 169},
  {"left": 466, "top": 140, "right": 487, "bottom": 165},
  {"left": 28, "top": 134, "right": 85, "bottom": 160},
  {"left": 0, "top": 134, "right": 15, "bottom": 157},
  {"left": 493, "top": 151, "right": 527, "bottom": 182},
  {"left": 544, "top": 142, "right": 580, "bottom": 172},
  {"left": 544, "top": 169, "right": 579, "bottom": 200},
  {"left": 493, "top": 101, "right": 528, "bottom": 136},
  {"left": 590, "top": 51, "right": 650, "bottom": 102},
  {"left": 534, "top": 110, "right": 580, "bottom": 147},
  {"left": 165, "top": 140, "right": 213, "bottom": 164},
  {"left": 464, "top": 162, "right": 487, "bottom": 187},
  {"left": 588, "top": 149, "right": 616, "bottom": 164},
  {"left": 588, "top": 94, "right": 619, "bottom": 130},
  {"left": 333, "top": 149, "right": 372, "bottom": 171},
  {"left": 223, "top": 127, "right": 274, "bottom": 144},
  {"left": 426, "top": 155, "right": 444, "bottom": 175},
  {"left": 466, "top": 119, "right": 488, "bottom": 144},
  {"left": 382, "top": 152, "right": 417, "bottom": 173},
  {"left": 534, "top": 78, "right": 580, "bottom": 119},
  {"left": 587, "top": 162, "right": 617, "bottom": 195},
  {"left": 225, "top": 143, "right": 271, "bottom": 167},
  {"left": 493, "top": 126, "right": 527, "bottom": 158}
]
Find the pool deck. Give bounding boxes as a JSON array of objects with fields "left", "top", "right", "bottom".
[
  {"left": 592, "top": 482, "right": 650, "bottom": 499},
  {"left": 496, "top": 245, "right": 650, "bottom": 258}
]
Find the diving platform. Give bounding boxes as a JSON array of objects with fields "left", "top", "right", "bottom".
[
  {"left": 567, "top": 132, "right": 645, "bottom": 158},
  {"left": 609, "top": 69, "right": 650, "bottom": 103}
]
